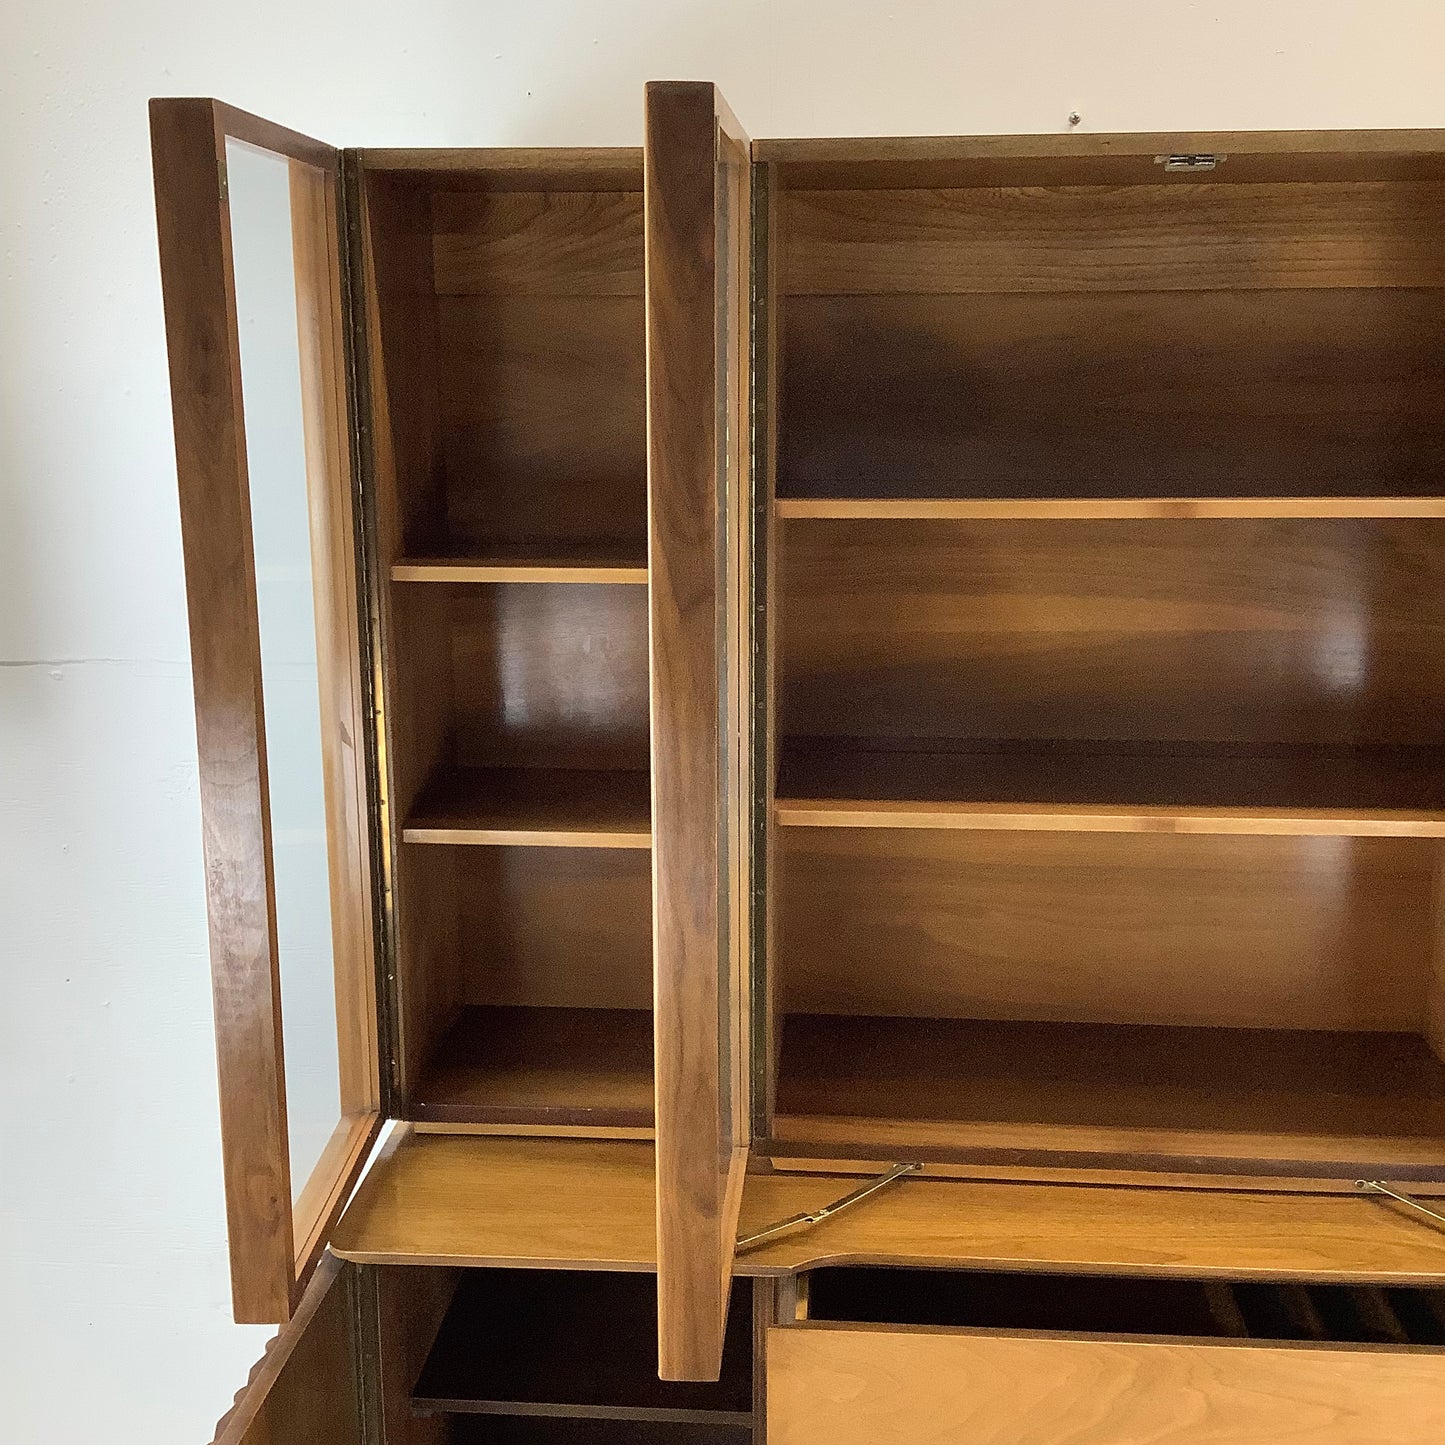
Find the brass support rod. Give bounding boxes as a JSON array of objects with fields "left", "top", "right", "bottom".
[
  {"left": 737, "top": 1162, "right": 922, "bottom": 1251},
  {"left": 1356, "top": 1179, "right": 1445, "bottom": 1231}
]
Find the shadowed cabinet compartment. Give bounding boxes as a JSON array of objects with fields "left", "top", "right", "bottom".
[{"left": 769, "top": 1267, "right": 1445, "bottom": 1445}]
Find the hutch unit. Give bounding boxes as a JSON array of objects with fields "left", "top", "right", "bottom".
[{"left": 152, "top": 86, "right": 1445, "bottom": 1445}]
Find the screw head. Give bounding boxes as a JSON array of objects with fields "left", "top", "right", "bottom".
[{"left": 1068, "top": 111, "right": 1082, "bottom": 127}]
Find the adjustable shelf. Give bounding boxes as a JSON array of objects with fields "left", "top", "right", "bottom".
[
  {"left": 776, "top": 740, "right": 1445, "bottom": 837},
  {"left": 403, "top": 766, "right": 651, "bottom": 847},
  {"left": 393, "top": 541, "right": 648, "bottom": 585},
  {"left": 410, "top": 1006, "right": 655, "bottom": 1128},
  {"left": 777, "top": 496, "right": 1445, "bottom": 520}
]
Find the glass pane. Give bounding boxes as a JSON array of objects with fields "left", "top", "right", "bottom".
[{"left": 225, "top": 138, "right": 344, "bottom": 1206}]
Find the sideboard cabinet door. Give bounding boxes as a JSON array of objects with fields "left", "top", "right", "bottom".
[
  {"left": 209, "top": 1254, "right": 365, "bottom": 1445},
  {"left": 645, "top": 79, "right": 755, "bottom": 1382},
  {"left": 152, "top": 98, "right": 383, "bottom": 1325}
]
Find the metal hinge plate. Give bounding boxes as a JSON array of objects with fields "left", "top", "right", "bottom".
[{"left": 1157, "top": 153, "right": 1226, "bottom": 173}]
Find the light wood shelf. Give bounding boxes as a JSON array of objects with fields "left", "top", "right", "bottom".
[
  {"left": 404, "top": 766, "right": 651, "bottom": 848},
  {"left": 775, "top": 741, "right": 1445, "bottom": 837},
  {"left": 771, "top": 1013, "right": 1445, "bottom": 1174},
  {"left": 329, "top": 1130, "right": 1445, "bottom": 1279},
  {"left": 776, "top": 496, "right": 1445, "bottom": 521},
  {"left": 393, "top": 543, "right": 647, "bottom": 585},
  {"left": 410, "top": 1005, "right": 655, "bottom": 1128}
]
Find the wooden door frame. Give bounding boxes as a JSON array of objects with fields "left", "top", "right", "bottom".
[{"left": 151, "top": 97, "right": 382, "bottom": 1324}]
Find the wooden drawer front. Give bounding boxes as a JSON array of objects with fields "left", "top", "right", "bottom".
[{"left": 768, "top": 1322, "right": 1445, "bottom": 1445}]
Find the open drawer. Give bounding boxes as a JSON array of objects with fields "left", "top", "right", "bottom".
[{"left": 768, "top": 1266, "right": 1445, "bottom": 1445}]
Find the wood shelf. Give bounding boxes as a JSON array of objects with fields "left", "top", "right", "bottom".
[
  {"left": 772, "top": 1014, "right": 1445, "bottom": 1175},
  {"left": 777, "top": 496, "right": 1445, "bottom": 520},
  {"left": 329, "top": 1131, "right": 1445, "bottom": 1279},
  {"left": 410, "top": 1005, "right": 655, "bottom": 1128},
  {"left": 393, "top": 543, "right": 647, "bottom": 585},
  {"left": 776, "top": 741, "right": 1445, "bottom": 837},
  {"left": 412, "top": 1270, "right": 752, "bottom": 1422},
  {"left": 404, "top": 766, "right": 651, "bottom": 847}
]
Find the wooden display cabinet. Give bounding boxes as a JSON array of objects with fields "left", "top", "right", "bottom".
[
  {"left": 153, "top": 88, "right": 1445, "bottom": 1443},
  {"left": 754, "top": 135, "right": 1445, "bottom": 1190}
]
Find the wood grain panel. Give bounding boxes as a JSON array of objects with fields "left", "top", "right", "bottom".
[
  {"left": 755, "top": 129, "right": 1445, "bottom": 189},
  {"left": 779, "top": 519, "right": 1445, "bottom": 746},
  {"left": 448, "top": 582, "right": 650, "bottom": 771},
  {"left": 775, "top": 828, "right": 1433, "bottom": 1030},
  {"left": 768, "top": 1322, "right": 1445, "bottom": 1445},
  {"left": 437, "top": 294, "right": 646, "bottom": 547},
  {"left": 404, "top": 765, "right": 651, "bottom": 847},
  {"left": 738, "top": 1168, "right": 1445, "bottom": 1266},
  {"left": 433, "top": 189, "right": 643, "bottom": 295},
  {"left": 772, "top": 1013, "right": 1445, "bottom": 1176},
  {"left": 358, "top": 173, "right": 445, "bottom": 556},
  {"left": 781, "top": 182, "right": 1445, "bottom": 294},
  {"left": 360, "top": 147, "right": 643, "bottom": 187},
  {"left": 455, "top": 844, "right": 653, "bottom": 1011},
  {"left": 778, "top": 289, "right": 1445, "bottom": 497},
  {"left": 330, "top": 1131, "right": 661, "bottom": 1269},
  {"left": 410, "top": 1005, "right": 654, "bottom": 1128},
  {"left": 328, "top": 1127, "right": 1445, "bottom": 1278},
  {"left": 646, "top": 79, "right": 751, "bottom": 1382},
  {"left": 211, "top": 1255, "right": 360, "bottom": 1445},
  {"left": 355, "top": 173, "right": 461, "bottom": 1104},
  {"left": 369, "top": 1265, "right": 456, "bottom": 1445}
]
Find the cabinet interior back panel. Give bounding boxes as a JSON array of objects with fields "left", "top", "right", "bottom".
[
  {"left": 457, "top": 847, "right": 653, "bottom": 1010},
  {"left": 447, "top": 583, "right": 650, "bottom": 771},
  {"left": 775, "top": 180, "right": 1445, "bottom": 498},
  {"left": 780, "top": 518, "right": 1445, "bottom": 746},
  {"left": 776, "top": 828, "right": 1434, "bottom": 1030},
  {"left": 371, "top": 177, "right": 647, "bottom": 553},
  {"left": 436, "top": 292, "right": 646, "bottom": 545}
]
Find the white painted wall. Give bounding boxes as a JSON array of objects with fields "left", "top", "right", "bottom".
[{"left": 3, "top": 3, "right": 1444, "bottom": 1439}]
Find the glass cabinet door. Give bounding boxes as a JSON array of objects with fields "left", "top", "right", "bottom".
[{"left": 151, "top": 99, "right": 381, "bottom": 1324}]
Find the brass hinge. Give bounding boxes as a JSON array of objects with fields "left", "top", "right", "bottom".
[{"left": 736, "top": 1162, "right": 922, "bottom": 1252}]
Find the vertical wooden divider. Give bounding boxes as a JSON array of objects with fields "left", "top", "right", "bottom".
[{"left": 646, "top": 80, "right": 754, "bottom": 1381}]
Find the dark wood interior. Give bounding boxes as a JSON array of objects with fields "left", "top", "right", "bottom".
[
  {"left": 412, "top": 1270, "right": 753, "bottom": 1420},
  {"left": 360, "top": 156, "right": 654, "bottom": 1126},
  {"left": 444, "top": 1422, "right": 752, "bottom": 1445},
  {"left": 803, "top": 1266, "right": 1445, "bottom": 1344},
  {"left": 762, "top": 151, "right": 1445, "bottom": 1184},
  {"left": 774, "top": 177, "right": 1445, "bottom": 500}
]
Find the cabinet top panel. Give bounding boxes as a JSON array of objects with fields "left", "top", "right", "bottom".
[
  {"left": 754, "top": 128, "right": 1445, "bottom": 188},
  {"left": 357, "top": 146, "right": 642, "bottom": 190}
]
